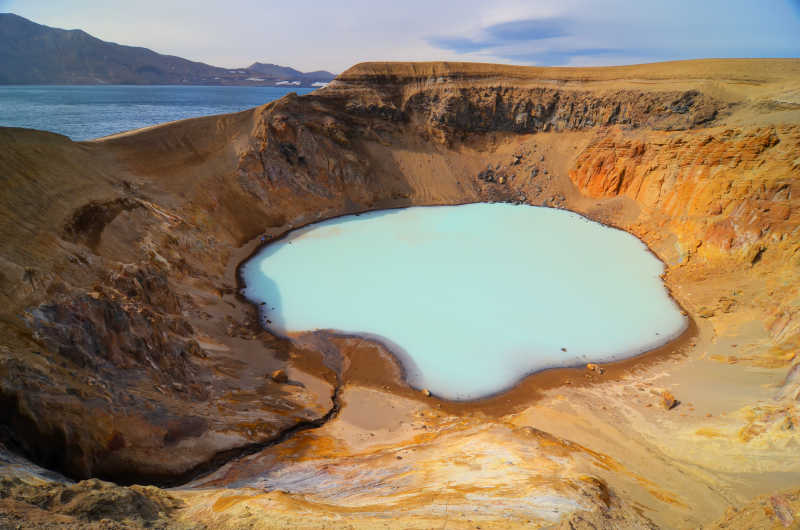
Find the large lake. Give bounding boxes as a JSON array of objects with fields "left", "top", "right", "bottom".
[
  {"left": 242, "top": 204, "right": 688, "bottom": 400},
  {"left": 0, "top": 85, "right": 314, "bottom": 140}
]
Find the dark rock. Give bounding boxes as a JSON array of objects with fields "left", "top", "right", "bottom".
[{"left": 271, "top": 369, "right": 289, "bottom": 383}]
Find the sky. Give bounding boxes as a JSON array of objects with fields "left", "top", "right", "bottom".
[{"left": 2, "top": 0, "right": 799, "bottom": 73}]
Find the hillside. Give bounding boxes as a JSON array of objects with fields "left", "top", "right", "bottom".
[
  {"left": 0, "top": 13, "right": 334, "bottom": 86},
  {"left": 0, "top": 59, "right": 799, "bottom": 528}
]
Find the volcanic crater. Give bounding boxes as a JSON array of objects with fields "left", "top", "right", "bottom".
[{"left": 1, "top": 59, "right": 799, "bottom": 528}]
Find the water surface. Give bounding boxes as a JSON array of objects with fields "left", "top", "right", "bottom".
[
  {"left": 0, "top": 85, "right": 314, "bottom": 140},
  {"left": 242, "top": 204, "right": 687, "bottom": 400}
]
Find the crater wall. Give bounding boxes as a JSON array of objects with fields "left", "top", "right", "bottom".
[{"left": 1, "top": 59, "right": 799, "bottom": 527}]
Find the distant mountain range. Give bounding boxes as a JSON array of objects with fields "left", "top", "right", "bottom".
[{"left": 0, "top": 13, "right": 335, "bottom": 87}]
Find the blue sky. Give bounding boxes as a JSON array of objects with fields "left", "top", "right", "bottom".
[{"left": 2, "top": 0, "right": 799, "bottom": 72}]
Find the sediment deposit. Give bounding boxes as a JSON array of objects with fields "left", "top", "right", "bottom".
[{"left": 1, "top": 58, "right": 799, "bottom": 528}]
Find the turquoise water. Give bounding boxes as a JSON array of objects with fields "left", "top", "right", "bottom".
[
  {"left": 241, "top": 204, "right": 687, "bottom": 400},
  {"left": 0, "top": 85, "right": 314, "bottom": 140}
]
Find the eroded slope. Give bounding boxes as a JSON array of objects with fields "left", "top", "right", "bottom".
[{"left": 0, "top": 59, "right": 799, "bottom": 528}]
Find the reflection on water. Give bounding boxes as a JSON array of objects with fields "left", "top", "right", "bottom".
[{"left": 241, "top": 204, "right": 687, "bottom": 400}]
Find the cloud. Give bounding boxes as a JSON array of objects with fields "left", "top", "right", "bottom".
[
  {"left": 5, "top": 0, "right": 800, "bottom": 71},
  {"left": 427, "top": 16, "right": 638, "bottom": 66},
  {"left": 428, "top": 37, "right": 489, "bottom": 54},
  {"left": 504, "top": 48, "right": 627, "bottom": 67},
  {"left": 427, "top": 0, "right": 800, "bottom": 67},
  {"left": 486, "top": 18, "right": 568, "bottom": 41},
  {"left": 429, "top": 17, "right": 568, "bottom": 54}
]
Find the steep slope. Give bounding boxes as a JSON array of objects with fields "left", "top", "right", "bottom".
[{"left": 0, "top": 59, "right": 799, "bottom": 528}]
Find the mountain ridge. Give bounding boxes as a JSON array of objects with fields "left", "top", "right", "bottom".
[{"left": 0, "top": 13, "right": 335, "bottom": 86}]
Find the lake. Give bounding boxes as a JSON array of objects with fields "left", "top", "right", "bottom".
[
  {"left": 0, "top": 85, "right": 315, "bottom": 140},
  {"left": 241, "top": 204, "right": 688, "bottom": 400}
]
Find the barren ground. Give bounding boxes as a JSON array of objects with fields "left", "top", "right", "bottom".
[{"left": 1, "top": 59, "right": 799, "bottom": 528}]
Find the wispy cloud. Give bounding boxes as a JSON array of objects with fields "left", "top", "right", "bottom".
[
  {"left": 503, "top": 48, "right": 628, "bottom": 67},
  {"left": 427, "top": 0, "right": 800, "bottom": 67},
  {"left": 427, "top": 16, "right": 645, "bottom": 65},
  {"left": 485, "top": 18, "right": 569, "bottom": 42},
  {"left": 429, "top": 18, "right": 569, "bottom": 55},
  {"left": 5, "top": 0, "right": 800, "bottom": 71}
]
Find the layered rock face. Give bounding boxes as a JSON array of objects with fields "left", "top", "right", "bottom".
[
  {"left": 1, "top": 59, "right": 799, "bottom": 528},
  {"left": 570, "top": 126, "right": 800, "bottom": 335}
]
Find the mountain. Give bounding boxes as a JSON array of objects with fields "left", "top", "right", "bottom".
[
  {"left": 248, "top": 62, "right": 307, "bottom": 78},
  {"left": 246, "top": 62, "right": 335, "bottom": 85},
  {"left": 0, "top": 13, "right": 335, "bottom": 86},
  {"left": 248, "top": 62, "right": 335, "bottom": 80}
]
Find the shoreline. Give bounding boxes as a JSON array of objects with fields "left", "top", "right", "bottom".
[{"left": 231, "top": 200, "right": 697, "bottom": 414}]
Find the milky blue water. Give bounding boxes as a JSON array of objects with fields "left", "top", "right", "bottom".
[
  {"left": 0, "top": 85, "right": 314, "bottom": 140},
  {"left": 242, "top": 204, "right": 687, "bottom": 400}
]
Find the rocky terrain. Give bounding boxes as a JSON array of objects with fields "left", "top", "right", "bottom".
[
  {"left": 0, "top": 13, "right": 334, "bottom": 86},
  {"left": 0, "top": 58, "right": 799, "bottom": 528}
]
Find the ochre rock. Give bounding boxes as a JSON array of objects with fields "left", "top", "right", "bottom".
[{"left": 0, "top": 58, "right": 799, "bottom": 527}]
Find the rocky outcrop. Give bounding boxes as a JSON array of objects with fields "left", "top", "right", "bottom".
[
  {"left": 0, "top": 475, "right": 182, "bottom": 528},
  {"left": 403, "top": 87, "right": 722, "bottom": 138},
  {"left": 0, "top": 124, "right": 340, "bottom": 483},
  {"left": 27, "top": 267, "right": 199, "bottom": 376},
  {"left": 327, "top": 62, "right": 731, "bottom": 144},
  {"left": 705, "top": 487, "right": 800, "bottom": 529},
  {"left": 570, "top": 126, "right": 799, "bottom": 261}
]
